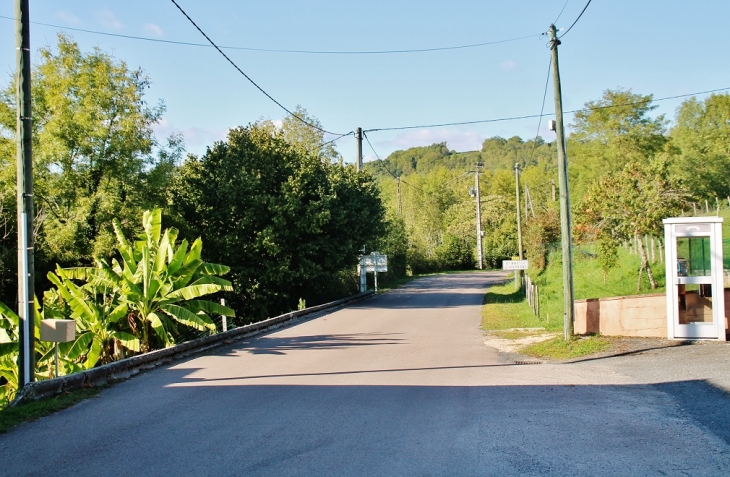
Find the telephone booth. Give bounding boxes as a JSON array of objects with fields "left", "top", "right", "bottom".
[{"left": 663, "top": 217, "right": 726, "bottom": 340}]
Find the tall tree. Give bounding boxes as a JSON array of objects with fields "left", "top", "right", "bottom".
[
  {"left": 577, "top": 160, "right": 689, "bottom": 290},
  {"left": 0, "top": 34, "right": 175, "bottom": 304},
  {"left": 670, "top": 93, "right": 730, "bottom": 200},
  {"left": 171, "top": 124, "right": 384, "bottom": 319},
  {"left": 568, "top": 88, "right": 668, "bottom": 197}
]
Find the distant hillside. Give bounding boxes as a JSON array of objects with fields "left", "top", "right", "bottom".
[{"left": 364, "top": 136, "right": 557, "bottom": 178}]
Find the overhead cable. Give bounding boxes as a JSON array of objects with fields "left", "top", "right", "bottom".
[
  {"left": 553, "top": 0, "right": 570, "bottom": 24},
  {"left": 364, "top": 86, "right": 730, "bottom": 133},
  {"left": 363, "top": 132, "right": 422, "bottom": 191},
  {"left": 168, "top": 0, "right": 345, "bottom": 136},
  {"left": 527, "top": 57, "right": 553, "bottom": 163},
  {"left": 559, "top": 0, "right": 592, "bottom": 38},
  {"left": 0, "top": 15, "right": 540, "bottom": 55}
]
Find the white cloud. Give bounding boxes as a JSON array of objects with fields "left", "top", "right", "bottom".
[
  {"left": 55, "top": 11, "right": 81, "bottom": 25},
  {"left": 153, "top": 119, "right": 229, "bottom": 156},
  {"left": 499, "top": 60, "right": 518, "bottom": 71},
  {"left": 143, "top": 23, "right": 164, "bottom": 37},
  {"left": 95, "top": 9, "right": 122, "bottom": 30}
]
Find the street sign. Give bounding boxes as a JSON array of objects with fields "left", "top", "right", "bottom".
[
  {"left": 502, "top": 260, "right": 528, "bottom": 270},
  {"left": 364, "top": 252, "right": 388, "bottom": 272}
]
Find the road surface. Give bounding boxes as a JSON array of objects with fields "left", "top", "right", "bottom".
[{"left": 1, "top": 271, "right": 730, "bottom": 476}]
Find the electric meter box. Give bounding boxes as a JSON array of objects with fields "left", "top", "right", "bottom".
[{"left": 40, "top": 319, "right": 76, "bottom": 343}]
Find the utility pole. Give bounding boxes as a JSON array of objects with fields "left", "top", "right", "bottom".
[
  {"left": 514, "top": 163, "right": 523, "bottom": 261},
  {"left": 356, "top": 127, "right": 363, "bottom": 171},
  {"left": 397, "top": 176, "right": 402, "bottom": 216},
  {"left": 16, "top": 0, "right": 35, "bottom": 387},
  {"left": 514, "top": 163, "right": 524, "bottom": 291},
  {"left": 549, "top": 24, "right": 575, "bottom": 340},
  {"left": 475, "top": 163, "right": 483, "bottom": 269}
]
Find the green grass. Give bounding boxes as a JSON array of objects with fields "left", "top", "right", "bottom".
[
  {"left": 520, "top": 335, "right": 611, "bottom": 360},
  {"left": 482, "top": 282, "right": 549, "bottom": 331},
  {"left": 527, "top": 243, "right": 667, "bottom": 329},
  {"left": 0, "top": 386, "right": 103, "bottom": 434}
]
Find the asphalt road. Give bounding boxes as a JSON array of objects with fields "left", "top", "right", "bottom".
[{"left": 2, "top": 271, "right": 730, "bottom": 476}]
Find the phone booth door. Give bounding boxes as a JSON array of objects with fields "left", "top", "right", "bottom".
[{"left": 665, "top": 219, "right": 726, "bottom": 340}]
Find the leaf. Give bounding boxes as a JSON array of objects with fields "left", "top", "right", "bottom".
[
  {"left": 154, "top": 229, "right": 171, "bottom": 273},
  {"left": 111, "top": 331, "right": 140, "bottom": 352},
  {"left": 0, "top": 301, "right": 18, "bottom": 328},
  {"left": 147, "top": 312, "right": 170, "bottom": 345},
  {"left": 185, "top": 238, "right": 203, "bottom": 265},
  {"left": 167, "top": 239, "right": 189, "bottom": 275},
  {"left": 84, "top": 338, "right": 103, "bottom": 369},
  {"left": 143, "top": 208, "right": 162, "bottom": 245},
  {"left": 190, "top": 275, "right": 233, "bottom": 292},
  {"left": 113, "top": 218, "right": 137, "bottom": 268},
  {"left": 0, "top": 342, "right": 16, "bottom": 357},
  {"left": 160, "top": 304, "right": 215, "bottom": 332},
  {"left": 106, "top": 303, "right": 128, "bottom": 323},
  {"left": 65, "top": 331, "right": 94, "bottom": 360},
  {"left": 195, "top": 262, "right": 230, "bottom": 276},
  {"left": 184, "top": 300, "right": 235, "bottom": 317},
  {"left": 165, "top": 284, "right": 224, "bottom": 301}
]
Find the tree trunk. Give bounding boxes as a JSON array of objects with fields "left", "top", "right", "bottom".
[{"left": 636, "top": 233, "right": 657, "bottom": 289}]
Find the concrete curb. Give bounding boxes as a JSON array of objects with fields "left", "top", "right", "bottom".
[{"left": 12, "top": 291, "right": 374, "bottom": 404}]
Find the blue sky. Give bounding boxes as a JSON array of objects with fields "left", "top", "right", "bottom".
[{"left": 1, "top": 1, "right": 729, "bottom": 164}]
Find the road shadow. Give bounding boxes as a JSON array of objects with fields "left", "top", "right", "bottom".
[{"left": 226, "top": 333, "right": 406, "bottom": 355}]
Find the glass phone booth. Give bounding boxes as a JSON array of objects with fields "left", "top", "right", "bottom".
[{"left": 663, "top": 217, "right": 726, "bottom": 340}]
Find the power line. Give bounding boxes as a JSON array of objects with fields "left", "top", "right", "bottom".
[
  {"left": 0, "top": 15, "right": 541, "bottom": 55},
  {"left": 527, "top": 57, "right": 553, "bottom": 164},
  {"left": 322, "top": 131, "right": 354, "bottom": 148},
  {"left": 363, "top": 86, "right": 730, "bottom": 133},
  {"left": 168, "top": 0, "right": 345, "bottom": 136},
  {"left": 363, "top": 132, "right": 422, "bottom": 191},
  {"left": 559, "top": 0, "right": 592, "bottom": 38},
  {"left": 554, "top": 0, "right": 570, "bottom": 24}
]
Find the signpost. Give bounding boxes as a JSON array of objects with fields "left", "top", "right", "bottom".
[
  {"left": 363, "top": 252, "right": 388, "bottom": 292},
  {"left": 503, "top": 260, "right": 528, "bottom": 291},
  {"left": 502, "top": 260, "right": 528, "bottom": 270}
]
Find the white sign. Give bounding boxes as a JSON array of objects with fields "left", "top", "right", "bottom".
[
  {"left": 502, "top": 260, "right": 528, "bottom": 270},
  {"left": 364, "top": 253, "right": 388, "bottom": 272}
]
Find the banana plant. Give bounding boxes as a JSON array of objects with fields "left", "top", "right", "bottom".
[
  {"left": 70, "top": 208, "right": 235, "bottom": 351},
  {"left": 0, "top": 301, "right": 19, "bottom": 405},
  {"left": 47, "top": 269, "right": 140, "bottom": 369}
]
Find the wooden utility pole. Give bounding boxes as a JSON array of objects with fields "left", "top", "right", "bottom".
[
  {"left": 514, "top": 163, "right": 524, "bottom": 261},
  {"left": 16, "top": 0, "right": 35, "bottom": 387},
  {"left": 475, "top": 164, "right": 484, "bottom": 269},
  {"left": 355, "top": 127, "right": 363, "bottom": 171},
  {"left": 549, "top": 24, "right": 575, "bottom": 340},
  {"left": 397, "top": 176, "right": 402, "bottom": 216}
]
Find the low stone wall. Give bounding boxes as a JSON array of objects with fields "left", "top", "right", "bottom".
[
  {"left": 13, "top": 291, "right": 373, "bottom": 405},
  {"left": 574, "top": 294, "right": 667, "bottom": 337}
]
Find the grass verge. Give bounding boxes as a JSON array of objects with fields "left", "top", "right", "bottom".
[
  {"left": 520, "top": 335, "right": 611, "bottom": 360},
  {"left": 482, "top": 282, "right": 553, "bottom": 331},
  {"left": 0, "top": 386, "right": 103, "bottom": 434}
]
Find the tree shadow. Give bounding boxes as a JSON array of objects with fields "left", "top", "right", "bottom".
[{"left": 228, "top": 333, "right": 406, "bottom": 355}]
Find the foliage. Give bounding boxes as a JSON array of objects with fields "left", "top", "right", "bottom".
[
  {"left": 171, "top": 123, "right": 385, "bottom": 320},
  {"left": 576, "top": 160, "right": 689, "bottom": 289},
  {"left": 568, "top": 88, "right": 668, "bottom": 197},
  {"left": 670, "top": 93, "right": 730, "bottom": 200},
  {"left": 0, "top": 34, "right": 178, "bottom": 306},
  {"left": 523, "top": 208, "right": 560, "bottom": 271}
]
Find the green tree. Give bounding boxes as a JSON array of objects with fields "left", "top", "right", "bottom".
[
  {"left": 0, "top": 34, "right": 176, "bottom": 305},
  {"left": 577, "top": 160, "right": 689, "bottom": 290},
  {"left": 670, "top": 93, "right": 730, "bottom": 201},
  {"left": 171, "top": 124, "right": 384, "bottom": 319},
  {"left": 568, "top": 89, "right": 668, "bottom": 197}
]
